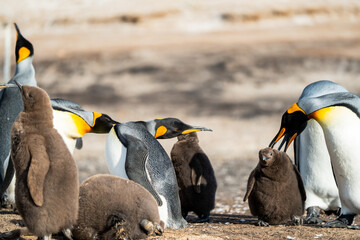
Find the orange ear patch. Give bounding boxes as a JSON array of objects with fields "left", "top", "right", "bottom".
[
  {"left": 155, "top": 126, "right": 167, "bottom": 138},
  {"left": 17, "top": 47, "right": 31, "bottom": 63}
]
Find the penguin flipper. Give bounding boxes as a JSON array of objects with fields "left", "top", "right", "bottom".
[
  {"left": 75, "top": 138, "right": 83, "bottom": 150},
  {"left": 123, "top": 134, "right": 163, "bottom": 206},
  {"left": 27, "top": 135, "right": 50, "bottom": 207},
  {"left": 243, "top": 169, "right": 256, "bottom": 202},
  {"left": 190, "top": 153, "right": 207, "bottom": 193},
  {"left": 293, "top": 164, "right": 307, "bottom": 202}
]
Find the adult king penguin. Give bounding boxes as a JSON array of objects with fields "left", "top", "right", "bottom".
[
  {"left": 106, "top": 118, "right": 211, "bottom": 229},
  {"left": 0, "top": 23, "right": 36, "bottom": 186},
  {"left": 294, "top": 81, "right": 345, "bottom": 224},
  {"left": 270, "top": 80, "right": 360, "bottom": 228}
]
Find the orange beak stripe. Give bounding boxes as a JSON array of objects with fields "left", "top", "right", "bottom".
[
  {"left": 285, "top": 133, "right": 298, "bottom": 151},
  {"left": 274, "top": 128, "right": 286, "bottom": 143}
]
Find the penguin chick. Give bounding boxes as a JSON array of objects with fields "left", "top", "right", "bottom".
[
  {"left": 3, "top": 82, "right": 79, "bottom": 239},
  {"left": 243, "top": 147, "right": 306, "bottom": 226},
  {"left": 170, "top": 132, "right": 217, "bottom": 222},
  {"left": 72, "top": 174, "right": 164, "bottom": 240}
]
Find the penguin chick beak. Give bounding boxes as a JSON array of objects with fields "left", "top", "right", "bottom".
[
  {"left": 13, "top": 80, "right": 24, "bottom": 94},
  {"left": 90, "top": 113, "right": 119, "bottom": 133},
  {"left": 181, "top": 126, "right": 212, "bottom": 135}
]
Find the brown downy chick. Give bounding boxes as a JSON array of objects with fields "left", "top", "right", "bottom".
[
  {"left": 72, "top": 174, "right": 164, "bottom": 240},
  {"left": 170, "top": 132, "right": 217, "bottom": 222},
  {"left": 0, "top": 83, "right": 79, "bottom": 240},
  {"left": 244, "top": 147, "right": 306, "bottom": 226}
]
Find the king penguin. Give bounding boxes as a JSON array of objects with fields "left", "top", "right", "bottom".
[
  {"left": 106, "top": 118, "right": 211, "bottom": 229},
  {"left": 294, "top": 81, "right": 345, "bottom": 224},
  {"left": 270, "top": 80, "right": 360, "bottom": 228},
  {"left": 0, "top": 23, "right": 36, "bottom": 187}
]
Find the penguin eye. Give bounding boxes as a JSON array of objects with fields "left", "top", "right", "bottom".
[
  {"left": 28, "top": 93, "right": 33, "bottom": 98},
  {"left": 270, "top": 152, "right": 273, "bottom": 156}
]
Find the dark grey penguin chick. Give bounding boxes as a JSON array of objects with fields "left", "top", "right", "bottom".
[
  {"left": 243, "top": 147, "right": 306, "bottom": 226},
  {"left": 72, "top": 174, "right": 164, "bottom": 240},
  {"left": 0, "top": 83, "right": 79, "bottom": 240},
  {"left": 170, "top": 132, "right": 217, "bottom": 222}
]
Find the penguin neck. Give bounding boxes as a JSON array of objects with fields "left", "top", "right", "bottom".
[
  {"left": 12, "top": 57, "right": 36, "bottom": 86},
  {"left": 310, "top": 106, "right": 360, "bottom": 164},
  {"left": 144, "top": 120, "right": 156, "bottom": 136}
]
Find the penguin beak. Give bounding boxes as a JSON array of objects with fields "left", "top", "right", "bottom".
[
  {"left": 90, "top": 113, "right": 119, "bottom": 133},
  {"left": 0, "top": 83, "right": 17, "bottom": 89},
  {"left": 269, "top": 106, "right": 308, "bottom": 152},
  {"left": 269, "top": 128, "right": 297, "bottom": 152},
  {"left": 181, "top": 126, "right": 212, "bottom": 135},
  {"left": 13, "top": 80, "right": 24, "bottom": 94}
]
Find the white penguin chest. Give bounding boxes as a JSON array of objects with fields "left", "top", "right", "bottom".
[
  {"left": 105, "top": 128, "right": 129, "bottom": 179},
  {"left": 313, "top": 106, "right": 360, "bottom": 211}
]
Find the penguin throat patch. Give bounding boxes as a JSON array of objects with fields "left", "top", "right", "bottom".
[{"left": 17, "top": 47, "right": 31, "bottom": 63}]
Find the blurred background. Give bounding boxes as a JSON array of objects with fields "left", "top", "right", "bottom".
[{"left": 1, "top": 0, "right": 360, "bottom": 215}]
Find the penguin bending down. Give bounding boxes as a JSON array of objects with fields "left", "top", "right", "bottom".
[
  {"left": 0, "top": 82, "right": 79, "bottom": 240},
  {"left": 170, "top": 132, "right": 217, "bottom": 222},
  {"left": 72, "top": 174, "right": 163, "bottom": 240},
  {"left": 293, "top": 81, "right": 346, "bottom": 224},
  {"left": 270, "top": 80, "right": 360, "bottom": 228},
  {"left": 106, "top": 118, "right": 211, "bottom": 229},
  {"left": 244, "top": 147, "right": 306, "bottom": 226}
]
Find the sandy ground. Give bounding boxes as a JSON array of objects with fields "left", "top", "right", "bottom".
[{"left": 1, "top": 1, "right": 360, "bottom": 239}]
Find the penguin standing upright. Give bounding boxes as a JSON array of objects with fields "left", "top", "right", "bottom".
[
  {"left": 0, "top": 23, "right": 36, "bottom": 185},
  {"left": 0, "top": 82, "right": 78, "bottom": 240},
  {"left": 270, "top": 80, "right": 360, "bottom": 228},
  {"left": 170, "top": 132, "right": 216, "bottom": 222},
  {"left": 106, "top": 118, "right": 211, "bottom": 229},
  {"left": 244, "top": 147, "right": 306, "bottom": 226},
  {"left": 293, "top": 81, "right": 345, "bottom": 223}
]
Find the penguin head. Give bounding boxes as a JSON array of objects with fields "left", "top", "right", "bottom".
[
  {"left": 14, "top": 23, "right": 34, "bottom": 64},
  {"left": 269, "top": 103, "right": 308, "bottom": 152},
  {"left": 90, "top": 113, "right": 118, "bottom": 133},
  {"left": 14, "top": 80, "right": 51, "bottom": 113},
  {"left": 259, "top": 147, "right": 277, "bottom": 167},
  {"left": 151, "top": 118, "right": 212, "bottom": 139},
  {"left": 51, "top": 98, "right": 118, "bottom": 138}
]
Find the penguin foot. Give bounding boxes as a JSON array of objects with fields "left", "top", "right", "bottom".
[
  {"left": 255, "top": 220, "right": 269, "bottom": 227},
  {"left": 154, "top": 222, "right": 164, "bottom": 236},
  {"left": 288, "top": 216, "right": 303, "bottom": 226},
  {"left": 140, "top": 219, "right": 154, "bottom": 235},
  {"left": 322, "top": 214, "right": 355, "bottom": 228},
  {"left": 347, "top": 225, "right": 360, "bottom": 230},
  {"left": 1, "top": 194, "right": 15, "bottom": 209},
  {"left": 304, "top": 206, "right": 323, "bottom": 224},
  {"left": 0, "top": 229, "right": 21, "bottom": 239},
  {"left": 62, "top": 228, "right": 73, "bottom": 240}
]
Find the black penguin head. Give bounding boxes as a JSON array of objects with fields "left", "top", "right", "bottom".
[
  {"left": 90, "top": 113, "right": 119, "bottom": 133},
  {"left": 269, "top": 103, "right": 308, "bottom": 152},
  {"left": 153, "top": 118, "right": 212, "bottom": 139},
  {"left": 14, "top": 23, "right": 34, "bottom": 64},
  {"left": 259, "top": 147, "right": 277, "bottom": 167},
  {"left": 14, "top": 80, "right": 51, "bottom": 113}
]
